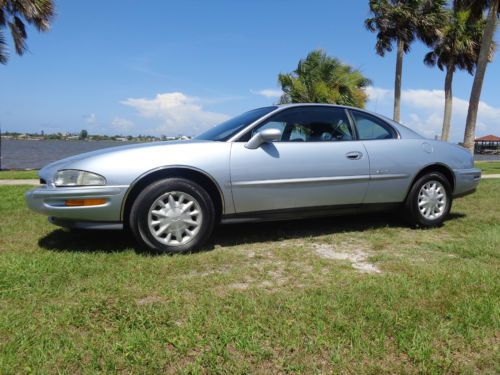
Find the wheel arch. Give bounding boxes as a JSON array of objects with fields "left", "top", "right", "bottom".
[
  {"left": 121, "top": 166, "right": 224, "bottom": 224},
  {"left": 405, "top": 163, "right": 456, "bottom": 201}
]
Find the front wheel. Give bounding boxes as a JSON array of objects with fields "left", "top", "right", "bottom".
[
  {"left": 129, "top": 178, "right": 215, "bottom": 254},
  {"left": 404, "top": 172, "right": 452, "bottom": 228}
]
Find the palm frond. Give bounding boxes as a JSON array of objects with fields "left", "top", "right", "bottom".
[
  {"left": 7, "top": 14, "right": 28, "bottom": 55},
  {"left": 0, "top": 6, "right": 5, "bottom": 26},
  {"left": 366, "top": 0, "right": 448, "bottom": 56},
  {"left": 425, "top": 3, "right": 486, "bottom": 76},
  {"left": 277, "top": 49, "right": 372, "bottom": 108},
  {"left": 0, "top": 0, "right": 54, "bottom": 63},
  {"left": 0, "top": 29, "right": 8, "bottom": 64}
]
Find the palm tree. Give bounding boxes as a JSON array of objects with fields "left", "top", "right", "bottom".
[
  {"left": 463, "top": 0, "right": 499, "bottom": 154},
  {"left": 278, "top": 49, "right": 372, "bottom": 108},
  {"left": 424, "top": 4, "right": 485, "bottom": 141},
  {"left": 365, "top": 0, "right": 447, "bottom": 122},
  {"left": 0, "top": 0, "right": 55, "bottom": 64}
]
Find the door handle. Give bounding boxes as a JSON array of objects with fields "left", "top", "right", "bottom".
[{"left": 345, "top": 151, "right": 363, "bottom": 160}]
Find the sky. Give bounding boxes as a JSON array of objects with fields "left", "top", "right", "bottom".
[{"left": 1, "top": 0, "right": 499, "bottom": 142}]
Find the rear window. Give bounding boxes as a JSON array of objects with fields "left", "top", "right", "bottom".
[{"left": 351, "top": 111, "right": 395, "bottom": 140}]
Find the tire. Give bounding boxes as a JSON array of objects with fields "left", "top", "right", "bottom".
[
  {"left": 404, "top": 172, "right": 452, "bottom": 228},
  {"left": 129, "top": 178, "right": 215, "bottom": 254}
]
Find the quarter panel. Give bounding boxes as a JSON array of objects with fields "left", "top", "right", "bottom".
[
  {"left": 363, "top": 139, "right": 475, "bottom": 203},
  {"left": 362, "top": 139, "right": 432, "bottom": 203}
]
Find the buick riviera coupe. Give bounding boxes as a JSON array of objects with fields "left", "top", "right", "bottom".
[{"left": 26, "top": 104, "right": 480, "bottom": 253}]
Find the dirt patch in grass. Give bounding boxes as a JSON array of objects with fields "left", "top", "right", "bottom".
[
  {"left": 225, "top": 263, "right": 289, "bottom": 293},
  {"left": 220, "top": 253, "right": 303, "bottom": 293},
  {"left": 227, "top": 282, "right": 250, "bottom": 291},
  {"left": 313, "top": 243, "right": 382, "bottom": 274},
  {"left": 135, "top": 295, "right": 163, "bottom": 305}
]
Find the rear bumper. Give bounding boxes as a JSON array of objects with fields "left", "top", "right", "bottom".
[
  {"left": 453, "top": 168, "right": 481, "bottom": 198},
  {"left": 25, "top": 185, "right": 128, "bottom": 222}
]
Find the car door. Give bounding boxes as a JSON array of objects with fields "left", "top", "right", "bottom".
[
  {"left": 349, "top": 109, "right": 416, "bottom": 204},
  {"left": 229, "top": 106, "right": 370, "bottom": 213}
]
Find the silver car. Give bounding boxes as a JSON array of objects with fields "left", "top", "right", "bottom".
[{"left": 25, "top": 104, "right": 481, "bottom": 253}]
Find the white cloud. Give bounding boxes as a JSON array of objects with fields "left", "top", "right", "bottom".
[
  {"left": 122, "top": 92, "right": 229, "bottom": 136},
  {"left": 365, "top": 86, "right": 391, "bottom": 102},
  {"left": 366, "top": 86, "right": 500, "bottom": 141},
  {"left": 251, "top": 89, "right": 283, "bottom": 98},
  {"left": 84, "top": 113, "right": 97, "bottom": 124},
  {"left": 111, "top": 117, "right": 134, "bottom": 133}
]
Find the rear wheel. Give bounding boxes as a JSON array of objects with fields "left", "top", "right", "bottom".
[
  {"left": 404, "top": 172, "right": 452, "bottom": 228},
  {"left": 129, "top": 178, "right": 215, "bottom": 253}
]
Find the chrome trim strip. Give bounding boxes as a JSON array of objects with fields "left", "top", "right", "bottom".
[
  {"left": 232, "top": 173, "right": 410, "bottom": 188},
  {"left": 232, "top": 175, "right": 371, "bottom": 187},
  {"left": 453, "top": 168, "right": 481, "bottom": 177},
  {"left": 32, "top": 185, "right": 127, "bottom": 199},
  {"left": 370, "top": 173, "right": 409, "bottom": 181}
]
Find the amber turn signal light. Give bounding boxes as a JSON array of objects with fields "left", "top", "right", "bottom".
[{"left": 65, "top": 198, "right": 107, "bottom": 207}]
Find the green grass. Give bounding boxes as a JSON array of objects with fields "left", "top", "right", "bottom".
[
  {"left": 0, "top": 170, "right": 38, "bottom": 179},
  {"left": 476, "top": 161, "right": 500, "bottom": 175},
  {"left": 0, "top": 182, "right": 499, "bottom": 373}
]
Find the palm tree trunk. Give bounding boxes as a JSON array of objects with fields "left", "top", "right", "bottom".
[
  {"left": 463, "top": 0, "right": 499, "bottom": 154},
  {"left": 441, "top": 64, "right": 454, "bottom": 142},
  {"left": 393, "top": 39, "right": 404, "bottom": 122}
]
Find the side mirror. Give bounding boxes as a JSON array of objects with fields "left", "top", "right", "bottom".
[{"left": 245, "top": 128, "right": 282, "bottom": 149}]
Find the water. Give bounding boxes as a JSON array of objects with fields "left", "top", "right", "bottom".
[
  {"left": 1, "top": 139, "right": 499, "bottom": 170},
  {"left": 0, "top": 139, "right": 140, "bottom": 169}
]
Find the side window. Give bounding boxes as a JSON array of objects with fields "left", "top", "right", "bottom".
[
  {"left": 351, "top": 111, "right": 394, "bottom": 140},
  {"left": 289, "top": 125, "right": 307, "bottom": 142},
  {"left": 246, "top": 107, "right": 353, "bottom": 142}
]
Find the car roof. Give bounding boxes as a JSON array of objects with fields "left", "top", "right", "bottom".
[
  {"left": 276, "top": 102, "right": 373, "bottom": 114},
  {"left": 275, "top": 102, "right": 390, "bottom": 121}
]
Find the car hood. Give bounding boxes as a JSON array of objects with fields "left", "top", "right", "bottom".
[{"left": 38, "top": 139, "right": 214, "bottom": 182}]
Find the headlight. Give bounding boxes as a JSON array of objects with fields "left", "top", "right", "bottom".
[{"left": 54, "top": 170, "right": 106, "bottom": 187}]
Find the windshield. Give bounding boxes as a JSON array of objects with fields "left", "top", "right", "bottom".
[{"left": 195, "top": 106, "right": 277, "bottom": 141}]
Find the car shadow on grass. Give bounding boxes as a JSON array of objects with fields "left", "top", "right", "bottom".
[
  {"left": 205, "top": 211, "right": 464, "bottom": 249},
  {"left": 38, "top": 229, "right": 137, "bottom": 253},
  {"left": 209, "top": 212, "right": 460, "bottom": 248},
  {"left": 38, "top": 212, "right": 466, "bottom": 255}
]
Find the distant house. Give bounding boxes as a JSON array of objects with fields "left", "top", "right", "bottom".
[{"left": 475, "top": 134, "right": 500, "bottom": 154}]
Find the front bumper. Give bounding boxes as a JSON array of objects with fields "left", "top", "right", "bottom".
[
  {"left": 25, "top": 184, "right": 128, "bottom": 222},
  {"left": 453, "top": 168, "right": 481, "bottom": 198},
  {"left": 48, "top": 217, "right": 123, "bottom": 230}
]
